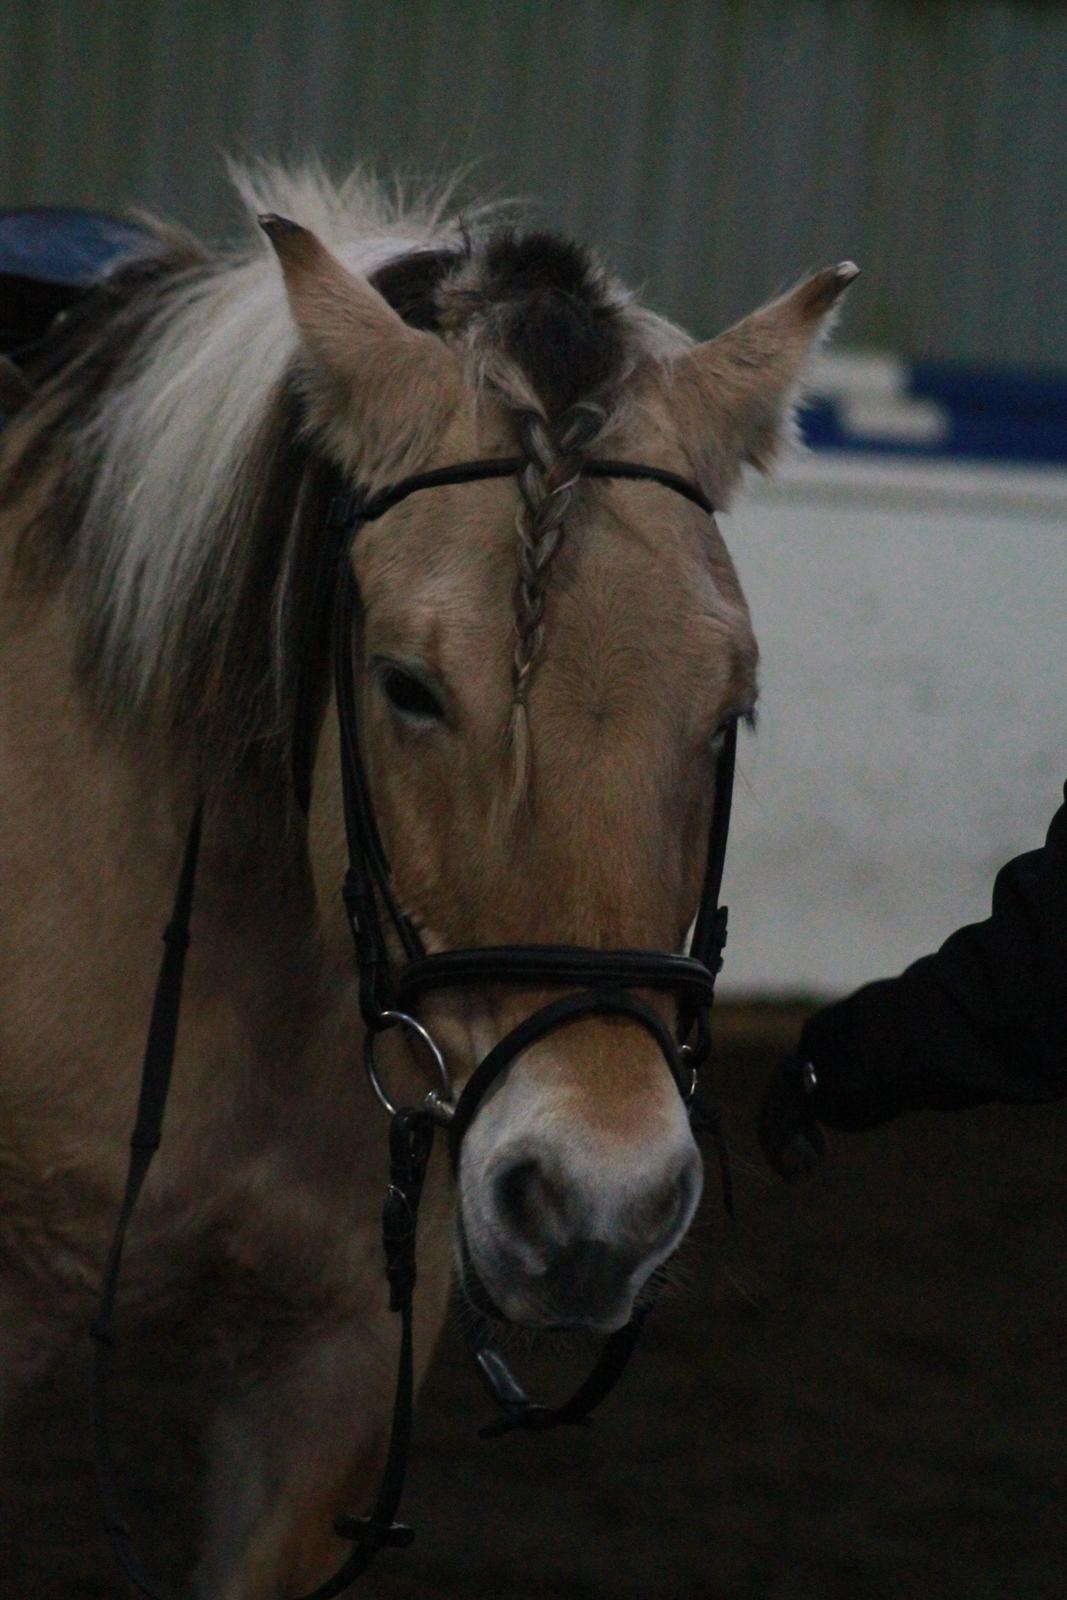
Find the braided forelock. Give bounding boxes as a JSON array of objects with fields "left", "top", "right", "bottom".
[{"left": 507, "top": 400, "right": 606, "bottom": 805}]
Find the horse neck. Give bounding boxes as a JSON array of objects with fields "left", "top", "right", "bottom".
[{"left": 1, "top": 541, "right": 340, "bottom": 1069}]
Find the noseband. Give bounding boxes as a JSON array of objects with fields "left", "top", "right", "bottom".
[{"left": 92, "top": 450, "right": 737, "bottom": 1599}]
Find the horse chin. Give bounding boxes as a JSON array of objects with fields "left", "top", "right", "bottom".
[{"left": 454, "top": 1217, "right": 633, "bottom": 1335}]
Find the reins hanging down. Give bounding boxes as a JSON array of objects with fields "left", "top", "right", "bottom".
[{"left": 92, "top": 451, "right": 737, "bottom": 1600}]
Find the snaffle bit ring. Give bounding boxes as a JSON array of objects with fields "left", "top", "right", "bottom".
[{"left": 365, "top": 1010, "right": 455, "bottom": 1122}]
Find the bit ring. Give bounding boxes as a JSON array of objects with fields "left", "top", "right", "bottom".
[{"left": 365, "top": 1011, "right": 455, "bottom": 1121}]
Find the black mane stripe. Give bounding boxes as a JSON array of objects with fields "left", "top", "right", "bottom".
[
  {"left": 369, "top": 246, "right": 459, "bottom": 330},
  {"left": 371, "top": 229, "right": 628, "bottom": 420},
  {"left": 474, "top": 231, "right": 628, "bottom": 417}
]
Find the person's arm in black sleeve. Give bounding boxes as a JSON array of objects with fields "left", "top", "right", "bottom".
[{"left": 760, "top": 782, "right": 1067, "bottom": 1176}]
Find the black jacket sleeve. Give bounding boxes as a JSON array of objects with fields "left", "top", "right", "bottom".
[{"left": 798, "top": 783, "right": 1067, "bottom": 1130}]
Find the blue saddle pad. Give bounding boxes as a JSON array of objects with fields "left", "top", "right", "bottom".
[
  {"left": 0, "top": 206, "right": 151, "bottom": 359},
  {"left": 0, "top": 206, "right": 149, "bottom": 287}
]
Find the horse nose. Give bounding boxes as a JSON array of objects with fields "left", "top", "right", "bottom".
[{"left": 489, "top": 1148, "right": 702, "bottom": 1319}]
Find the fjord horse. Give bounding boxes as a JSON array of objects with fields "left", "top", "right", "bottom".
[{"left": 0, "top": 167, "right": 853, "bottom": 1595}]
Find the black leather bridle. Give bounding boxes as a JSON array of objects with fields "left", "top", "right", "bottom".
[{"left": 91, "top": 451, "right": 738, "bottom": 1599}]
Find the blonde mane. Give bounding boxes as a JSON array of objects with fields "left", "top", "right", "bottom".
[{"left": 4, "top": 163, "right": 691, "bottom": 794}]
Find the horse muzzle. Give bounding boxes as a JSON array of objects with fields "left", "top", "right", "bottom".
[{"left": 456, "top": 1105, "right": 704, "bottom": 1332}]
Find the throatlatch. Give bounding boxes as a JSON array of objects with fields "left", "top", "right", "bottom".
[{"left": 92, "top": 449, "right": 736, "bottom": 1600}]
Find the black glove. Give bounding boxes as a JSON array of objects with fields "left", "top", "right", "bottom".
[{"left": 758, "top": 1055, "right": 827, "bottom": 1181}]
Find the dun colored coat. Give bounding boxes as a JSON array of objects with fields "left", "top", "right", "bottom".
[{"left": 0, "top": 166, "right": 854, "bottom": 1596}]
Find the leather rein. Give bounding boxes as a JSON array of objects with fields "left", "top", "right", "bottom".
[{"left": 91, "top": 451, "right": 737, "bottom": 1599}]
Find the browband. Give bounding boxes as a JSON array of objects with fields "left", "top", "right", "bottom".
[{"left": 328, "top": 455, "right": 715, "bottom": 530}]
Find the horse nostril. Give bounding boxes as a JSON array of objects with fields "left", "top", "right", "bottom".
[
  {"left": 639, "top": 1153, "right": 703, "bottom": 1250},
  {"left": 494, "top": 1158, "right": 537, "bottom": 1234},
  {"left": 493, "top": 1157, "right": 567, "bottom": 1248}
]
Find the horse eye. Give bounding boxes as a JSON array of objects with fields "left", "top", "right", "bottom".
[{"left": 380, "top": 665, "right": 444, "bottom": 722}]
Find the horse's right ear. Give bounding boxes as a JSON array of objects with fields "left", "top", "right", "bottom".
[{"left": 259, "top": 214, "right": 461, "bottom": 477}]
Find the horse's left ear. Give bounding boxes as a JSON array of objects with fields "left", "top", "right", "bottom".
[
  {"left": 671, "top": 262, "right": 858, "bottom": 504},
  {"left": 260, "top": 214, "right": 462, "bottom": 477}
]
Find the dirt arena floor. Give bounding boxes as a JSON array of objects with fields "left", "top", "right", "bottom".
[{"left": 3, "top": 1005, "right": 1065, "bottom": 1599}]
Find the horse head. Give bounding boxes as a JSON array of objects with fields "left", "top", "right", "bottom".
[{"left": 263, "top": 215, "right": 855, "bottom": 1333}]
